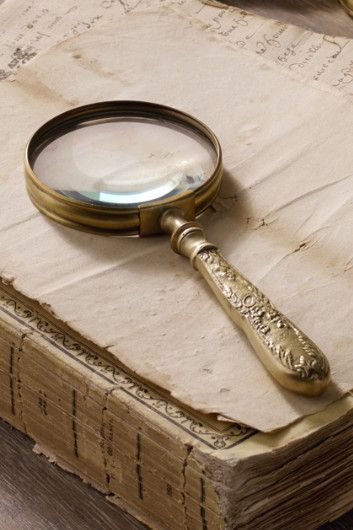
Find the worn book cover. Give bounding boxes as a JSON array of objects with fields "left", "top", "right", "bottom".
[{"left": 1, "top": 281, "right": 353, "bottom": 529}]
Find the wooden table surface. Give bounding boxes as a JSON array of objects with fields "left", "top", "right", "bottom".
[{"left": 2, "top": 2, "right": 353, "bottom": 529}]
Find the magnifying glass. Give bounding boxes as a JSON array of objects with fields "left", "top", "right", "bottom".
[{"left": 24, "top": 100, "right": 330, "bottom": 396}]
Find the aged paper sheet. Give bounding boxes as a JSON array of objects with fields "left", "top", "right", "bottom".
[
  {"left": 3, "top": 0, "right": 353, "bottom": 95},
  {"left": 1, "top": 0, "right": 353, "bottom": 431}
]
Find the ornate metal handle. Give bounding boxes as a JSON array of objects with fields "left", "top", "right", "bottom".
[{"left": 161, "top": 209, "right": 330, "bottom": 396}]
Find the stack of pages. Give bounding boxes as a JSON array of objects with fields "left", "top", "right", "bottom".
[
  {"left": 1, "top": 0, "right": 353, "bottom": 528},
  {"left": 1, "top": 283, "right": 353, "bottom": 529}
]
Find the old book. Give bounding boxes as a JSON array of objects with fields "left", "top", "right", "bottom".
[
  {"left": 1, "top": 281, "right": 353, "bottom": 529},
  {"left": 2, "top": 0, "right": 353, "bottom": 528}
]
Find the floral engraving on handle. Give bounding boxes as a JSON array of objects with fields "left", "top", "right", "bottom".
[{"left": 198, "top": 249, "right": 330, "bottom": 382}]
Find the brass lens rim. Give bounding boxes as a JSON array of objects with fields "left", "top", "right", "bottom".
[
  {"left": 340, "top": 0, "right": 353, "bottom": 16},
  {"left": 25, "top": 100, "right": 223, "bottom": 236}
]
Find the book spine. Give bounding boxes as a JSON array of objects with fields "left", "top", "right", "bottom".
[
  {"left": 0, "top": 312, "right": 27, "bottom": 433},
  {"left": 0, "top": 309, "right": 226, "bottom": 530}
]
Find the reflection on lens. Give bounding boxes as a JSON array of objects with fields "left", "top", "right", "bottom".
[{"left": 33, "top": 117, "right": 217, "bottom": 208}]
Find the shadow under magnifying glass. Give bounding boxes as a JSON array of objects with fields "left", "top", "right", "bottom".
[{"left": 48, "top": 169, "right": 249, "bottom": 279}]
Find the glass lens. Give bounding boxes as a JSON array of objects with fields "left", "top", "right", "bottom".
[{"left": 33, "top": 116, "right": 218, "bottom": 208}]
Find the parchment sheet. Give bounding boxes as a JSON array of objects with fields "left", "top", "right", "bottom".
[{"left": 1, "top": 1, "right": 353, "bottom": 431}]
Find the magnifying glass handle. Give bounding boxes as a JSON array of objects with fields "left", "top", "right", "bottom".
[{"left": 161, "top": 209, "right": 330, "bottom": 397}]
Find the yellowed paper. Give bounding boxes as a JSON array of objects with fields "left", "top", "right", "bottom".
[
  {"left": 3, "top": 0, "right": 353, "bottom": 96},
  {"left": 1, "top": 2, "right": 353, "bottom": 431}
]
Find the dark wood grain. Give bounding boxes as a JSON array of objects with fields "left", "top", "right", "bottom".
[
  {"left": 2, "top": 3, "right": 353, "bottom": 530},
  {"left": 0, "top": 420, "right": 143, "bottom": 530}
]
